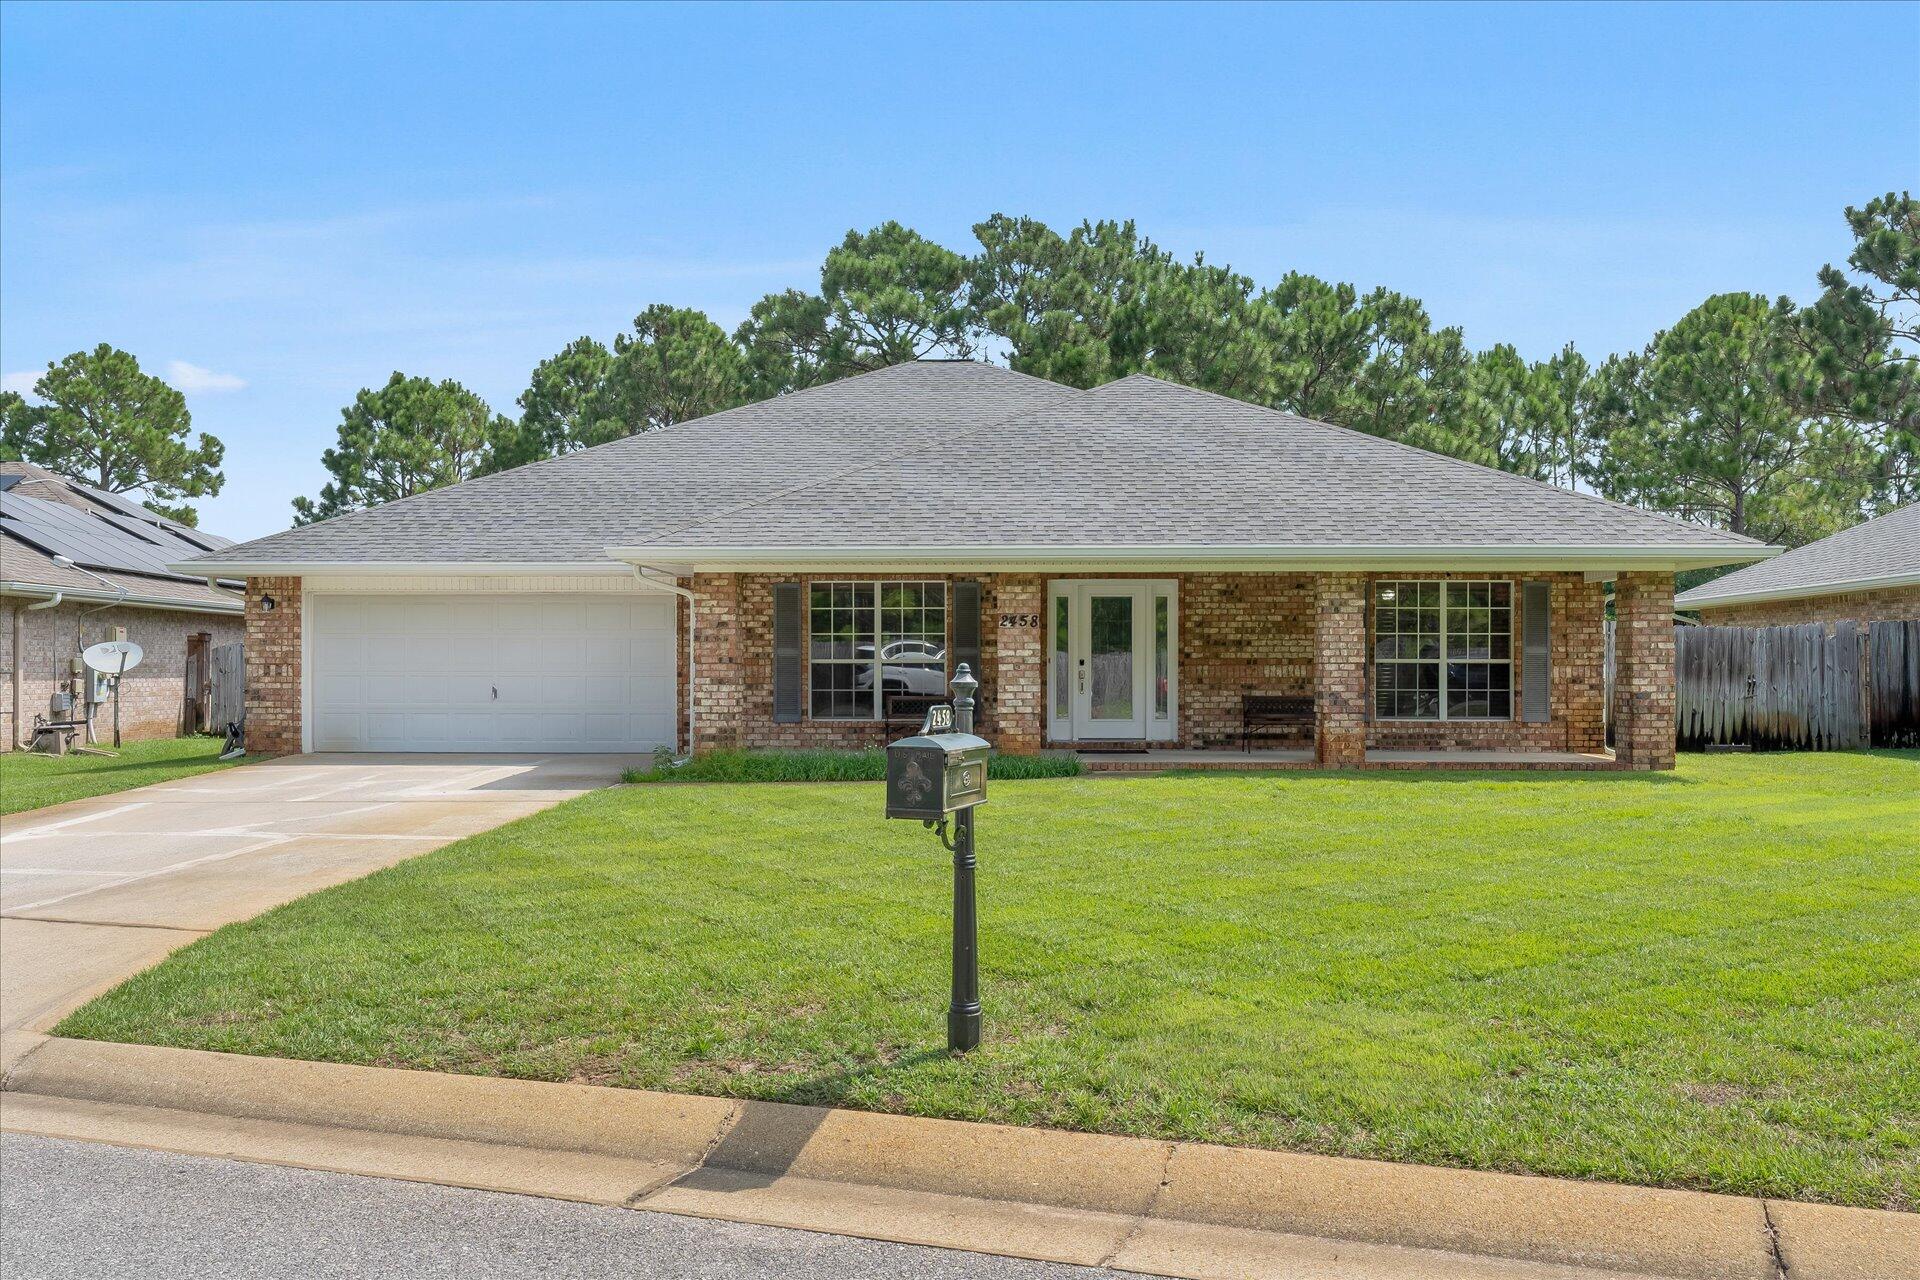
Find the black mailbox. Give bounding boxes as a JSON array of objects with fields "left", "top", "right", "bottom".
[{"left": 886, "top": 723, "right": 990, "bottom": 821}]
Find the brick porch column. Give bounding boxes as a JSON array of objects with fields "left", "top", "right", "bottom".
[
  {"left": 1612, "top": 571, "right": 1676, "bottom": 771},
  {"left": 992, "top": 574, "right": 1044, "bottom": 753},
  {"left": 1314, "top": 573, "right": 1368, "bottom": 767},
  {"left": 690, "top": 572, "right": 741, "bottom": 753},
  {"left": 243, "top": 575, "right": 302, "bottom": 755}
]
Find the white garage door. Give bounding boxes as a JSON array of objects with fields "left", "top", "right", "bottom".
[{"left": 309, "top": 594, "right": 677, "bottom": 752}]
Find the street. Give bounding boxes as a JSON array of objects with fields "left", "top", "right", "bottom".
[{"left": 0, "top": 1135, "right": 1118, "bottom": 1280}]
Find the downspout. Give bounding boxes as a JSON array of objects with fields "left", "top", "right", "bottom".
[
  {"left": 14, "top": 592, "right": 64, "bottom": 747},
  {"left": 628, "top": 566, "right": 696, "bottom": 763}
]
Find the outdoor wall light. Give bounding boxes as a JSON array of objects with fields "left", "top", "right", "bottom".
[{"left": 260, "top": 594, "right": 277, "bottom": 611}]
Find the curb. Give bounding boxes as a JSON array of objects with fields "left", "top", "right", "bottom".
[{"left": 5, "top": 1038, "right": 1914, "bottom": 1280}]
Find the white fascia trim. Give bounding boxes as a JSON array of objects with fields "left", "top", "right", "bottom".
[
  {"left": 606, "top": 543, "right": 1781, "bottom": 573},
  {"left": 1, "top": 581, "right": 243, "bottom": 614},
  {"left": 1679, "top": 569, "right": 1920, "bottom": 610},
  {"left": 167, "top": 560, "right": 625, "bottom": 578}
]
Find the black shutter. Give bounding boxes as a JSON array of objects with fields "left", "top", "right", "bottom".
[
  {"left": 1521, "top": 581, "right": 1551, "bottom": 723},
  {"left": 773, "top": 582, "right": 803, "bottom": 723},
  {"left": 952, "top": 581, "right": 981, "bottom": 681}
]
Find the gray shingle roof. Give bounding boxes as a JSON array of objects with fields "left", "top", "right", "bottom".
[
  {"left": 1675, "top": 503, "right": 1920, "bottom": 608},
  {"left": 182, "top": 361, "right": 1769, "bottom": 571}
]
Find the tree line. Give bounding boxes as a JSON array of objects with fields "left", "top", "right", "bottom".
[{"left": 4, "top": 194, "right": 1913, "bottom": 548}]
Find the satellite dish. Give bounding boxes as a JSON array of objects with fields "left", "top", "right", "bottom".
[{"left": 82, "top": 640, "right": 144, "bottom": 673}]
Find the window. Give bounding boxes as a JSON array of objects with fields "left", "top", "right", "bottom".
[
  {"left": 1373, "top": 581, "right": 1512, "bottom": 720},
  {"left": 809, "top": 581, "right": 946, "bottom": 719}
]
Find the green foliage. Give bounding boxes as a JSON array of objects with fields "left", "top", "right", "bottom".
[
  {"left": 498, "top": 307, "right": 750, "bottom": 471},
  {"left": 0, "top": 345, "right": 225, "bottom": 523},
  {"left": 625, "top": 747, "right": 1081, "bottom": 784},
  {"left": 1461, "top": 342, "right": 1589, "bottom": 483},
  {"left": 292, "top": 372, "right": 507, "bottom": 525},
  {"left": 63, "top": 754, "right": 1920, "bottom": 1208},
  {"left": 969, "top": 215, "right": 1157, "bottom": 388},
  {"left": 1588, "top": 293, "right": 1873, "bottom": 545},
  {"left": 1793, "top": 191, "right": 1919, "bottom": 506},
  {"left": 0, "top": 737, "right": 249, "bottom": 816}
]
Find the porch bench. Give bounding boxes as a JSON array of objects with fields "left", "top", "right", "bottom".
[{"left": 1242, "top": 694, "right": 1315, "bottom": 752}]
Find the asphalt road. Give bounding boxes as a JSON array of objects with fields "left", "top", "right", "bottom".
[{"left": 0, "top": 1134, "right": 1120, "bottom": 1280}]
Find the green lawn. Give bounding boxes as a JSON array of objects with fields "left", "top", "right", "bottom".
[
  {"left": 1, "top": 737, "right": 247, "bottom": 816},
  {"left": 59, "top": 753, "right": 1920, "bottom": 1208}
]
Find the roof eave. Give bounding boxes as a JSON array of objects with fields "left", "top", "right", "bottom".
[
  {"left": 608, "top": 543, "right": 1781, "bottom": 574},
  {"left": 166, "top": 560, "right": 630, "bottom": 578},
  {"left": 1677, "top": 569, "right": 1920, "bottom": 610},
  {"left": 0, "top": 581, "right": 243, "bottom": 615}
]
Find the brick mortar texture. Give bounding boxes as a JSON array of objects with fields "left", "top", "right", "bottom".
[
  {"left": 1694, "top": 584, "right": 1920, "bottom": 628},
  {"left": 243, "top": 576, "right": 303, "bottom": 756},
  {"left": 3, "top": 599, "right": 242, "bottom": 744},
  {"left": 1612, "top": 571, "right": 1676, "bottom": 771},
  {"left": 686, "top": 569, "right": 1611, "bottom": 761}
]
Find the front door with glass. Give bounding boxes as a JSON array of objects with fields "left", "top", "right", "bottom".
[{"left": 1048, "top": 581, "right": 1176, "bottom": 742}]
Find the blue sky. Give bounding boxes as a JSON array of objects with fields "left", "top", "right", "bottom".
[{"left": 3, "top": 1, "right": 1915, "bottom": 541}]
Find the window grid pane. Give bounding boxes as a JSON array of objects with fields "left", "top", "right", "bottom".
[
  {"left": 810, "top": 581, "right": 947, "bottom": 720},
  {"left": 1374, "top": 580, "right": 1512, "bottom": 721}
]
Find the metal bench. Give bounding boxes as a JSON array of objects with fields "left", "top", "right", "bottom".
[{"left": 1241, "top": 694, "right": 1314, "bottom": 752}]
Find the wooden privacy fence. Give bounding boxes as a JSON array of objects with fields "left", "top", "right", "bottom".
[
  {"left": 209, "top": 642, "right": 245, "bottom": 733},
  {"left": 1673, "top": 620, "right": 1920, "bottom": 751}
]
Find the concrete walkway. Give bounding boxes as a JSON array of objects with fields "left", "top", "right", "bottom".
[{"left": 0, "top": 753, "right": 639, "bottom": 1070}]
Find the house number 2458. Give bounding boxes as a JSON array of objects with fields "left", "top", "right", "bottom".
[{"left": 998, "top": 613, "right": 1041, "bottom": 628}]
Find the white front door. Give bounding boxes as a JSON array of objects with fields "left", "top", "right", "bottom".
[{"left": 1048, "top": 580, "right": 1177, "bottom": 742}]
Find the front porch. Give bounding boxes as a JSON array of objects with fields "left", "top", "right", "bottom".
[
  {"left": 688, "top": 567, "right": 1678, "bottom": 772},
  {"left": 1076, "top": 746, "right": 1618, "bottom": 773}
]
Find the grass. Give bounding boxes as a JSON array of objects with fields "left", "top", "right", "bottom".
[
  {"left": 0, "top": 737, "right": 248, "bottom": 816},
  {"left": 627, "top": 747, "right": 1082, "bottom": 784},
  {"left": 59, "top": 752, "right": 1920, "bottom": 1209}
]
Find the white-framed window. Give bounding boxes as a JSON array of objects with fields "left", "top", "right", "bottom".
[
  {"left": 809, "top": 581, "right": 947, "bottom": 719},
  {"left": 1373, "top": 580, "right": 1513, "bottom": 720}
]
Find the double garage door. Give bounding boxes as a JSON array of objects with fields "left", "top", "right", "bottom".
[{"left": 310, "top": 593, "right": 676, "bottom": 753}]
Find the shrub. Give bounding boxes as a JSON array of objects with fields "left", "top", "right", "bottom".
[{"left": 625, "top": 747, "right": 1081, "bottom": 784}]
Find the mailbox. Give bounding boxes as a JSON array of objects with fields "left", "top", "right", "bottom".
[{"left": 886, "top": 724, "right": 990, "bottom": 821}]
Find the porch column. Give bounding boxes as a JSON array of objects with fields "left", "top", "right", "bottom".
[
  {"left": 1612, "top": 571, "right": 1676, "bottom": 771},
  {"left": 992, "top": 575, "right": 1044, "bottom": 754},
  {"left": 690, "top": 572, "right": 741, "bottom": 753},
  {"left": 1314, "top": 573, "right": 1368, "bottom": 767}
]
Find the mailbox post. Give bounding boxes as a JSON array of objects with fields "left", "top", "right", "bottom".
[{"left": 885, "top": 663, "right": 989, "bottom": 1053}]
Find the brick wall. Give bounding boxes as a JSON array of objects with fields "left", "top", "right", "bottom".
[
  {"left": 243, "top": 576, "right": 303, "bottom": 756},
  {"left": 1360, "top": 572, "right": 1607, "bottom": 754},
  {"left": 691, "top": 572, "right": 1015, "bottom": 754},
  {"left": 2, "top": 598, "right": 242, "bottom": 745},
  {"left": 1612, "top": 570, "right": 1676, "bottom": 771},
  {"left": 1695, "top": 583, "right": 1920, "bottom": 628},
  {"left": 686, "top": 568, "right": 1614, "bottom": 760},
  {"left": 1314, "top": 573, "right": 1370, "bottom": 766}
]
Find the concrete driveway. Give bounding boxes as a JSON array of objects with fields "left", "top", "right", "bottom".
[{"left": 1, "top": 754, "right": 638, "bottom": 1069}]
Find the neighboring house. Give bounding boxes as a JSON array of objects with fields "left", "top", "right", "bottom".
[
  {"left": 174, "top": 362, "right": 1776, "bottom": 771},
  {"left": 2, "top": 461, "right": 244, "bottom": 745},
  {"left": 1675, "top": 503, "right": 1919, "bottom": 626}
]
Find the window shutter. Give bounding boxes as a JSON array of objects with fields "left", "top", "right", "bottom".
[
  {"left": 952, "top": 581, "right": 981, "bottom": 683},
  {"left": 773, "top": 582, "right": 803, "bottom": 723},
  {"left": 1521, "top": 581, "right": 1551, "bottom": 723}
]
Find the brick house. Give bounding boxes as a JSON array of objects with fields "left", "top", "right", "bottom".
[
  {"left": 3, "top": 462, "right": 244, "bottom": 745},
  {"left": 173, "top": 363, "right": 1775, "bottom": 771},
  {"left": 1676, "top": 503, "right": 1919, "bottom": 627}
]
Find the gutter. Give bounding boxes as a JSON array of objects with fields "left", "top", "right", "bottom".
[
  {"left": 1677, "top": 569, "right": 1920, "bottom": 611},
  {"left": 625, "top": 566, "right": 696, "bottom": 761},
  {"left": 166, "top": 560, "right": 628, "bottom": 578},
  {"left": 1, "top": 582, "right": 243, "bottom": 615},
  {"left": 605, "top": 542, "right": 1783, "bottom": 573}
]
